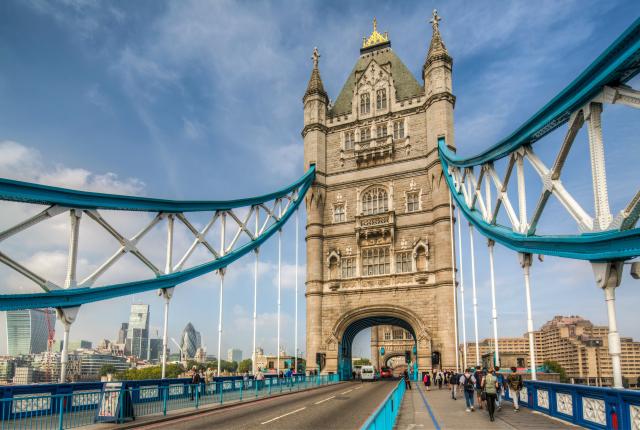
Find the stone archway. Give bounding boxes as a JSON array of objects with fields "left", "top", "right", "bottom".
[{"left": 326, "top": 305, "right": 432, "bottom": 380}]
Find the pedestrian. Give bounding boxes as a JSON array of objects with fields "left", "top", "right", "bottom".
[
  {"left": 190, "top": 366, "right": 200, "bottom": 401},
  {"left": 352, "top": 370, "right": 356, "bottom": 380},
  {"left": 482, "top": 367, "right": 499, "bottom": 422},
  {"left": 436, "top": 370, "right": 443, "bottom": 389},
  {"left": 459, "top": 368, "right": 476, "bottom": 412},
  {"left": 507, "top": 367, "right": 523, "bottom": 412},
  {"left": 403, "top": 369, "right": 412, "bottom": 390},
  {"left": 450, "top": 371, "right": 459, "bottom": 400},
  {"left": 256, "top": 369, "right": 265, "bottom": 390},
  {"left": 474, "top": 368, "right": 484, "bottom": 409},
  {"left": 495, "top": 366, "right": 504, "bottom": 410},
  {"left": 423, "top": 371, "right": 431, "bottom": 391}
]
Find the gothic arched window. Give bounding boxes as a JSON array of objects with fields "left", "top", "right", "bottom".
[
  {"left": 362, "top": 186, "right": 388, "bottom": 215},
  {"left": 376, "top": 89, "right": 387, "bottom": 110},
  {"left": 360, "top": 93, "right": 370, "bottom": 115}
]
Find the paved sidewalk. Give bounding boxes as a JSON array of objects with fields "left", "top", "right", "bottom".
[{"left": 395, "top": 383, "right": 578, "bottom": 429}]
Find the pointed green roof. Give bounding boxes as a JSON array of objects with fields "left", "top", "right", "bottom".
[{"left": 330, "top": 47, "right": 423, "bottom": 117}]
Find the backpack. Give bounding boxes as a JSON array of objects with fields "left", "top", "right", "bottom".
[{"left": 463, "top": 374, "right": 474, "bottom": 391}]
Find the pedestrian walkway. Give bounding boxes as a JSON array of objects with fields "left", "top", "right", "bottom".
[{"left": 395, "top": 383, "right": 578, "bottom": 429}]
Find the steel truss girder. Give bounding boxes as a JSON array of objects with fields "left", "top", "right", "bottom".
[
  {"left": 0, "top": 167, "right": 315, "bottom": 310},
  {"left": 439, "top": 19, "right": 640, "bottom": 260}
]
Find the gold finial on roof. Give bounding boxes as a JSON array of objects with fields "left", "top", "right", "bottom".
[{"left": 362, "top": 17, "right": 389, "bottom": 49}]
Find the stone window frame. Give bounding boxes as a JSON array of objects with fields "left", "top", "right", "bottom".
[
  {"left": 376, "top": 88, "right": 387, "bottom": 110},
  {"left": 359, "top": 126, "right": 372, "bottom": 142},
  {"left": 327, "top": 250, "right": 341, "bottom": 280},
  {"left": 393, "top": 118, "right": 405, "bottom": 139},
  {"left": 360, "top": 93, "right": 371, "bottom": 115},
  {"left": 376, "top": 123, "right": 387, "bottom": 139},
  {"left": 405, "top": 190, "right": 421, "bottom": 213},
  {"left": 361, "top": 245, "right": 391, "bottom": 276},
  {"left": 395, "top": 251, "right": 412, "bottom": 273},
  {"left": 344, "top": 130, "right": 355, "bottom": 150},
  {"left": 392, "top": 328, "right": 404, "bottom": 340},
  {"left": 341, "top": 256, "right": 356, "bottom": 279},
  {"left": 361, "top": 185, "right": 389, "bottom": 216},
  {"left": 332, "top": 202, "right": 347, "bottom": 223},
  {"left": 384, "top": 331, "right": 391, "bottom": 340}
]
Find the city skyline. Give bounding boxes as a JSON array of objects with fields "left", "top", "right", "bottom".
[{"left": 0, "top": 1, "right": 639, "bottom": 363}]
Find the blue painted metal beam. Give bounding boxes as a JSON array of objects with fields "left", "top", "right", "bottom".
[
  {"left": 0, "top": 167, "right": 315, "bottom": 212},
  {"left": 441, "top": 18, "right": 640, "bottom": 168},
  {"left": 440, "top": 144, "right": 640, "bottom": 261},
  {"left": 0, "top": 167, "right": 315, "bottom": 311}
]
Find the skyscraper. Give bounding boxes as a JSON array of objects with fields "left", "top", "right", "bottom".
[
  {"left": 180, "top": 323, "right": 201, "bottom": 359},
  {"left": 227, "top": 348, "right": 242, "bottom": 363},
  {"left": 117, "top": 322, "right": 128, "bottom": 345},
  {"left": 5, "top": 309, "right": 55, "bottom": 356},
  {"left": 126, "top": 304, "right": 149, "bottom": 359}
]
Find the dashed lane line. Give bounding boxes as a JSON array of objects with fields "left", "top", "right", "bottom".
[
  {"left": 313, "top": 395, "right": 336, "bottom": 405},
  {"left": 340, "top": 389, "right": 353, "bottom": 395},
  {"left": 354, "top": 386, "right": 363, "bottom": 390},
  {"left": 260, "top": 407, "right": 306, "bottom": 425}
]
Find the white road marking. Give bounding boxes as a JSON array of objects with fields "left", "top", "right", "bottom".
[
  {"left": 354, "top": 386, "right": 363, "bottom": 390},
  {"left": 260, "top": 407, "right": 306, "bottom": 425},
  {"left": 340, "top": 389, "right": 353, "bottom": 395},
  {"left": 313, "top": 395, "right": 336, "bottom": 405}
]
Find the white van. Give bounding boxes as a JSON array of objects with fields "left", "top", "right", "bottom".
[{"left": 360, "top": 365, "right": 376, "bottom": 381}]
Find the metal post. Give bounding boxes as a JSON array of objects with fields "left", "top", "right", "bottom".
[
  {"left": 217, "top": 212, "right": 226, "bottom": 376},
  {"left": 586, "top": 102, "right": 612, "bottom": 229},
  {"left": 488, "top": 239, "right": 500, "bottom": 367},
  {"left": 60, "top": 323, "right": 71, "bottom": 383},
  {"left": 60, "top": 210, "right": 81, "bottom": 383},
  {"left": 468, "top": 224, "right": 480, "bottom": 366},
  {"left": 161, "top": 215, "right": 174, "bottom": 380},
  {"left": 448, "top": 193, "right": 460, "bottom": 372},
  {"left": 456, "top": 208, "right": 468, "bottom": 369},
  {"left": 519, "top": 253, "right": 536, "bottom": 380},
  {"left": 592, "top": 262, "right": 624, "bottom": 388},
  {"left": 252, "top": 208, "right": 259, "bottom": 375},
  {"left": 277, "top": 200, "right": 282, "bottom": 376},
  {"left": 295, "top": 207, "right": 299, "bottom": 374}
]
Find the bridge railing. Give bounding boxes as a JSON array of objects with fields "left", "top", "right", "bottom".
[
  {"left": 0, "top": 374, "right": 339, "bottom": 429},
  {"left": 503, "top": 380, "right": 640, "bottom": 430},
  {"left": 360, "top": 379, "right": 406, "bottom": 430}
]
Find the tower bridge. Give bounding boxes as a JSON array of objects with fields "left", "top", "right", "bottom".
[{"left": 1, "top": 11, "right": 640, "bottom": 430}]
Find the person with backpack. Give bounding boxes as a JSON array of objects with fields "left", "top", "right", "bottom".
[
  {"left": 474, "top": 368, "right": 485, "bottom": 409},
  {"left": 495, "top": 366, "right": 504, "bottom": 410},
  {"left": 459, "top": 368, "right": 476, "bottom": 412},
  {"left": 507, "top": 367, "right": 523, "bottom": 411},
  {"left": 403, "top": 369, "right": 412, "bottom": 390},
  {"left": 482, "top": 368, "right": 499, "bottom": 422},
  {"left": 450, "top": 372, "right": 459, "bottom": 400}
]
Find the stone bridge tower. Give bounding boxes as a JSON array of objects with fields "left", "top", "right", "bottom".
[{"left": 303, "top": 13, "right": 456, "bottom": 379}]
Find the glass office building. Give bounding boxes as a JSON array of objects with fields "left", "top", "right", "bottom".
[
  {"left": 5, "top": 309, "right": 55, "bottom": 356},
  {"left": 126, "top": 304, "right": 149, "bottom": 359}
]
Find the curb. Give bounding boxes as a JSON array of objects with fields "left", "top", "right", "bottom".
[{"left": 112, "top": 382, "right": 346, "bottom": 429}]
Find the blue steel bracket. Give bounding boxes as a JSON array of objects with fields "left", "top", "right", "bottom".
[{"left": 0, "top": 166, "right": 315, "bottom": 310}]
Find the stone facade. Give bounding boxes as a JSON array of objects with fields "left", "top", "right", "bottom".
[{"left": 303, "top": 16, "right": 457, "bottom": 378}]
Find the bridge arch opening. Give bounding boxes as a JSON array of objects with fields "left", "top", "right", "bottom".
[{"left": 339, "top": 316, "right": 416, "bottom": 381}]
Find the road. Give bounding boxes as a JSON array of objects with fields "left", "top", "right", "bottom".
[{"left": 137, "top": 380, "right": 398, "bottom": 430}]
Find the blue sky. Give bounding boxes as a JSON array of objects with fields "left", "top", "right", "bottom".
[{"left": 1, "top": 0, "right": 639, "bottom": 360}]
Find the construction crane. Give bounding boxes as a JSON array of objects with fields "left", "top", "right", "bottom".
[{"left": 38, "top": 308, "right": 56, "bottom": 382}]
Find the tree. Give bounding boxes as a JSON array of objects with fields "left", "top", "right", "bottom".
[
  {"left": 353, "top": 358, "right": 371, "bottom": 366},
  {"left": 99, "top": 364, "right": 117, "bottom": 376},
  {"left": 543, "top": 360, "right": 567, "bottom": 383},
  {"left": 238, "top": 359, "right": 252, "bottom": 373}
]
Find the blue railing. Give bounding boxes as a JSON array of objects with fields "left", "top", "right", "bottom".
[
  {"left": 0, "top": 374, "right": 339, "bottom": 429},
  {"left": 503, "top": 380, "right": 640, "bottom": 430},
  {"left": 360, "top": 380, "right": 406, "bottom": 430}
]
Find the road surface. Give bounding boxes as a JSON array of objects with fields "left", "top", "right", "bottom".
[{"left": 138, "top": 380, "right": 398, "bottom": 429}]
